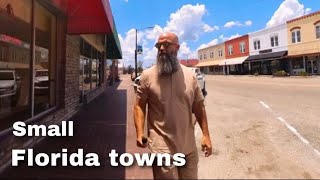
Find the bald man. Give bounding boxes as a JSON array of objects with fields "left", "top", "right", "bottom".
[{"left": 134, "top": 32, "right": 212, "bottom": 179}]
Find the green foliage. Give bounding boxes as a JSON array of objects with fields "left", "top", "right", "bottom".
[
  {"left": 298, "top": 71, "right": 309, "bottom": 76},
  {"left": 273, "top": 70, "right": 287, "bottom": 76},
  {"left": 137, "top": 61, "right": 144, "bottom": 73}
]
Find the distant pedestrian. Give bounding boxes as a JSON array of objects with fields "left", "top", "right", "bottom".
[{"left": 134, "top": 32, "right": 212, "bottom": 179}]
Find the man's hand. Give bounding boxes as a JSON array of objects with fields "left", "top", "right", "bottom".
[
  {"left": 136, "top": 135, "right": 148, "bottom": 148},
  {"left": 201, "top": 135, "right": 212, "bottom": 157}
]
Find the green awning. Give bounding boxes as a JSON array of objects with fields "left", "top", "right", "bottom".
[{"left": 106, "top": 17, "right": 122, "bottom": 59}]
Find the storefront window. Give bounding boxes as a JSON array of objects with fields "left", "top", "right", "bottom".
[
  {"left": 91, "top": 60, "right": 97, "bottom": 89},
  {"left": 0, "top": 0, "right": 32, "bottom": 130},
  {"left": 292, "top": 58, "right": 304, "bottom": 69},
  {"left": 0, "top": 1, "right": 58, "bottom": 131},
  {"left": 34, "top": 1, "right": 56, "bottom": 115},
  {"left": 79, "top": 38, "right": 102, "bottom": 98}
]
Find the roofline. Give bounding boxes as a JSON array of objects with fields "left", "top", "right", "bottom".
[
  {"left": 287, "top": 10, "right": 320, "bottom": 24},
  {"left": 198, "top": 42, "right": 225, "bottom": 51},
  {"left": 248, "top": 23, "right": 286, "bottom": 35},
  {"left": 224, "top": 34, "right": 249, "bottom": 43}
]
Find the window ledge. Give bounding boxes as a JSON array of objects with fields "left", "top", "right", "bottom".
[{"left": 0, "top": 106, "right": 58, "bottom": 140}]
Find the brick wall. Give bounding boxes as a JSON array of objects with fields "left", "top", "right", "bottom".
[{"left": 0, "top": 35, "right": 107, "bottom": 172}]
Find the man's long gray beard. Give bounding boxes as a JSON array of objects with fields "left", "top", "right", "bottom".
[{"left": 157, "top": 53, "right": 179, "bottom": 76}]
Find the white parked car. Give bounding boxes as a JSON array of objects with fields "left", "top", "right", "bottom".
[
  {"left": 34, "top": 69, "right": 49, "bottom": 95},
  {"left": 189, "top": 67, "right": 207, "bottom": 96},
  {"left": 133, "top": 75, "right": 141, "bottom": 93},
  {"left": 0, "top": 69, "right": 21, "bottom": 106}
]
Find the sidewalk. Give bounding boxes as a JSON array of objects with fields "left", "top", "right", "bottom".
[{"left": 1, "top": 75, "right": 153, "bottom": 179}]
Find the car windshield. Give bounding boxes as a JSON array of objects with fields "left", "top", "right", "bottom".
[
  {"left": 0, "top": 72, "right": 14, "bottom": 80},
  {"left": 36, "top": 71, "right": 48, "bottom": 77}
]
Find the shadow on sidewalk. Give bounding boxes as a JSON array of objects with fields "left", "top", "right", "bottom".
[{"left": 1, "top": 86, "right": 128, "bottom": 179}]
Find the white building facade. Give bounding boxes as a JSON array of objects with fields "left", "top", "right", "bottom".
[{"left": 246, "top": 23, "right": 289, "bottom": 74}]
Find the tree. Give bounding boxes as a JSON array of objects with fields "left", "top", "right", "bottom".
[
  {"left": 137, "top": 60, "right": 144, "bottom": 73},
  {"left": 127, "top": 65, "right": 134, "bottom": 74}
]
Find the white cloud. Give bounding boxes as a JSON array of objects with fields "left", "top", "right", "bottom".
[
  {"left": 119, "top": 4, "right": 225, "bottom": 67},
  {"left": 227, "top": 34, "right": 241, "bottom": 40},
  {"left": 197, "top": 39, "right": 219, "bottom": 50},
  {"left": 164, "top": 4, "right": 217, "bottom": 41},
  {"left": 145, "top": 25, "right": 164, "bottom": 42},
  {"left": 218, "top": 34, "right": 241, "bottom": 42},
  {"left": 124, "top": 0, "right": 128, "bottom": 2},
  {"left": 179, "top": 42, "right": 193, "bottom": 59},
  {"left": 305, "top": 8, "right": 312, "bottom": 14},
  {"left": 245, "top": 20, "right": 252, "bottom": 26},
  {"left": 219, "top": 34, "right": 225, "bottom": 40},
  {"left": 224, "top": 20, "right": 252, "bottom": 28},
  {"left": 266, "top": 0, "right": 311, "bottom": 28},
  {"left": 196, "top": 32, "right": 243, "bottom": 52},
  {"left": 203, "top": 24, "right": 219, "bottom": 32},
  {"left": 118, "top": 4, "right": 219, "bottom": 67},
  {"left": 224, "top": 21, "right": 242, "bottom": 28}
]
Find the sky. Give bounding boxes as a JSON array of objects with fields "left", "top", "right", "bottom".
[{"left": 109, "top": 0, "right": 320, "bottom": 68}]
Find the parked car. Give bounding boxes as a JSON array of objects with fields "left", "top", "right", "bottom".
[
  {"left": 0, "top": 69, "right": 21, "bottom": 106},
  {"left": 189, "top": 67, "right": 207, "bottom": 96},
  {"left": 34, "top": 69, "right": 49, "bottom": 95},
  {"left": 131, "top": 72, "right": 141, "bottom": 82},
  {"left": 132, "top": 75, "right": 141, "bottom": 93}
]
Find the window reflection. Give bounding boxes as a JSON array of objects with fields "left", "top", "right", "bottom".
[
  {"left": 34, "top": 1, "right": 56, "bottom": 115},
  {"left": 0, "top": 0, "right": 31, "bottom": 130},
  {"left": 79, "top": 38, "right": 102, "bottom": 102}
]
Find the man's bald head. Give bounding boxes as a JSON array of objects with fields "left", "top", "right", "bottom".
[
  {"left": 158, "top": 32, "right": 179, "bottom": 44},
  {"left": 156, "top": 32, "right": 180, "bottom": 76}
]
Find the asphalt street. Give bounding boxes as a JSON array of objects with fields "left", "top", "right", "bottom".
[{"left": 195, "top": 75, "right": 320, "bottom": 179}]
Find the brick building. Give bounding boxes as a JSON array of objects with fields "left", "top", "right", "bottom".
[
  {"left": 0, "top": 0, "right": 122, "bottom": 170},
  {"left": 224, "top": 35, "right": 249, "bottom": 75}
]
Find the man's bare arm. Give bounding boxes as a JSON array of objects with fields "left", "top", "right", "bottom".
[
  {"left": 193, "top": 100, "right": 212, "bottom": 157},
  {"left": 134, "top": 97, "right": 147, "bottom": 148}
]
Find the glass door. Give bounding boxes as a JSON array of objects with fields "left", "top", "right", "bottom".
[
  {"left": 307, "top": 60, "right": 312, "bottom": 74},
  {"left": 307, "top": 60, "right": 318, "bottom": 74},
  {"left": 312, "top": 60, "right": 317, "bottom": 74}
]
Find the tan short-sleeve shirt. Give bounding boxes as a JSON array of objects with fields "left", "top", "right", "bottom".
[{"left": 137, "top": 64, "right": 204, "bottom": 155}]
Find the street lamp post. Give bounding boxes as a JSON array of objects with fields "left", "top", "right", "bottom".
[
  {"left": 134, "top": 26, "right": 154, "bottom": 78},
  {"left": 134, "top": 28, "right": 138, "bottom": 78}
]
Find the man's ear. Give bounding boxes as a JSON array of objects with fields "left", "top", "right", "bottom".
[{"left": 176, "top": 44, "right": 180, "bottom": 50}]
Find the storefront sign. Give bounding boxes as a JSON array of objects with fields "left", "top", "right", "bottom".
[
  {"left": 137, "top": 45, "right": 143, "bottom": 54},
  {"left": 0, "top": 34, "right": 22, "bottom": 46},
  {"left": 259, "top": 49, "right": 272, "bottom": 54}
]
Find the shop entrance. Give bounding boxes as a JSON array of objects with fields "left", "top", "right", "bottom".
[{"left": 307, "top": 59, "right": 317, "bottom": 74}]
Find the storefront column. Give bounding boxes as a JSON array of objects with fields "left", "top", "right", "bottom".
[
  {"left": 248, "top": 62, "right": 251, "bottom": 71},
  {"left": 303, "top": 56, "right": 306, "bottom": 72},
  {"left": 288, "top": 59, "right": 293, "bottom": 74},
  {"left": 317, "top": 56, "right": 320, "bottom": 75}
]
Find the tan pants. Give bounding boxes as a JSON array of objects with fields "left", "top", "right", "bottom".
[{"left": 152, "top": 150, "right": 199, "bottom": 180}]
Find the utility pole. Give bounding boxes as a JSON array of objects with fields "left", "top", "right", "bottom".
[
  {"left": 134, "top": 26, "right": 154, "bottom": 78},
  {"left": 134, "top": 29, "right": 138, "bottom": 78}
]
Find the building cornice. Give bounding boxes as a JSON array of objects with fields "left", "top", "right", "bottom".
[{"left": 287, "top": 11, "right": 320, "bottom": 24}]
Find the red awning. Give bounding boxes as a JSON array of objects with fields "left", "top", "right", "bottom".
[{"left": 52, "top": 0, "right": 113, "bottom": 34}]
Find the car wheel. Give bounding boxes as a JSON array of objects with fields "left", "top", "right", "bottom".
[{"left": 202, "top": 82, "right": 207, "bottom": 96}]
